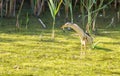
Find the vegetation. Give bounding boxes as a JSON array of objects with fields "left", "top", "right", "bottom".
[
  {"left": 48, "top": 0, "right": 62, "bottom": 40},
  {"left": 0, "top": 10, "right": 120, "bottom": 76},
  {"left": 0, "top": 0, "right": 120, "bottom": 76}
]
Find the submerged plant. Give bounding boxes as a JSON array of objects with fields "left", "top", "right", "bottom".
[
  {"left": 92, "top": 41, "right": 100, "bottom": 49},
  {"left": 48, "top": 0, "right": 63, "bottom": 40},
  {"left": 26, "top": 12, "right": 29, "bottom": 29}
]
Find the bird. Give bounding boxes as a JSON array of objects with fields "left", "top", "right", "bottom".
[{"left": 61, "top": 22, "right": 93, "bottom": 50}]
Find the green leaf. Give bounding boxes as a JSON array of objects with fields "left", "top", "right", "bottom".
[
  {"left": 48, "top": 2, "right": 55, "bottom": 20},
  {"left": 49, "top": 0, "right": 56, "bottom": 11},
  {"left": 69, "top": 1, "right": 73, "bottom": 23},
  {"left": 55, "top": 0, "right": 63, "bottom": 15},
  {"left": 93, "top": 0, "right": 96, "bottom": 4}
]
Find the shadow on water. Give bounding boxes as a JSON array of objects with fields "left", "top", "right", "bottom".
[
  {"left": 94, "top": 46, "right": 113, "bottom": 52},
  {"left": 110, "top": 71, "right": 120, "bottom": 75}
]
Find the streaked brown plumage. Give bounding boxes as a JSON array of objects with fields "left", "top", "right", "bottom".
[{"left": 61, "top": 22, "right": 93, "bottom": 49}]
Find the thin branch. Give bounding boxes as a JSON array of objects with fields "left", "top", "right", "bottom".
[{"left": 91, "top": 0, "right": 113, "bottom": 14}]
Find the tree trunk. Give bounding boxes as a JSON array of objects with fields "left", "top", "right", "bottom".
[
  {"left": 13, "top": 0, "right": 16, "bottom": 17},
  {"left": 102, "top": 9, "right": 106, "bottom": 17},
  {"left": 34, "top": 0, "right": 37, "bottom": 15},
  {"left": 74, "top": 0, "right": 78, "bottom": 8},
  {"left": 117, "top": 1, "right": 120, "bottom": 22},
  {"left": 9, "top": 0, "right": 16, "bottom": 17},
  {"left": 30, "top": 0, "right": 34, "bottom": 12},
  {"left": 114, "top": 0, "right": 117, "bottom": 9},
  {"left": 80, "top": 0, "right": 85, "bottom": 27},
  {"left": 37, "top": 0, "right": 44, "bottom": 16},
  {"left": 64, "top": 0, "right": 70, "bottom": 22},
  {"left": 0, "top": 0, "right": 3, "bottom": 18},
  {"left": 65, "top": 3, "right": 69, "bottom": 21},
  {"left": 86, "top": 11, "right": 92, "bottom": 33},
  {"left": 9, "top": 0, "right": 13, "bottom": 16},
  {"left": 16, "top": 0, "right": 24, "bottom": 29},
  {"left": 5, "top": 0, "right": 9, "bottom": 16},
  {"left": 92, "top": 0, "right": 104, "bottom": 33},
  {"left": 34, "top": 0, "right": 41, "bottom": 16}
]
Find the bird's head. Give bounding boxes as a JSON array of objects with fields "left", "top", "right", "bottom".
[{"left": 61, "top": 22, "right": 73, "bottom": 30}]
